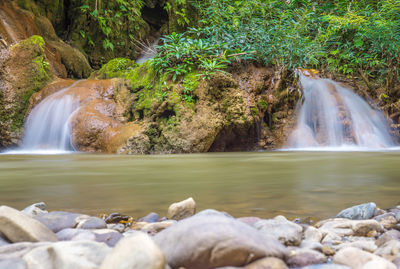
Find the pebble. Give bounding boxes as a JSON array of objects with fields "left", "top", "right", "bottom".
[
  {"left": 34, "top": 211, "right": 84, "bottom": 233},
  {"left": 100, "top": 232, "right": 165, "bottom": 269},
  {"left": 376, "top": 230, "right": 400, "bottom": 246},
  {"left": 286, "top": 248, "right": 328, "bottom": 267},
  {"left": 333, "top": 246, "right": 396, "bottom": 269},
  {"left": 21, "top": 202, "right": 48, "bottom": 217},
  {"left": 138, "top": 212, "right": 160, "bottom": 223},
  {"left": 167, "top": 197, "right": 196, "bottom": 221},
  {"left": 336, "top": 202, "right": 377, "bottom": 220},
  {"left": 244, "top": 257, "right": 288, "bottom": 269}
]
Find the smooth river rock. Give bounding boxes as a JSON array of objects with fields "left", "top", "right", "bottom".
[
  {"left": 374, "top": 213, "right": 398, "bottom": 229},
  {"left": 100, "top": 231, "right": 165, "bottom": 269},
  {"left": 34, "top": 211, "right": 83, "bottom": 233},
  {"left": 138, "top": 212, "right": 160, "bottom": 223},
  {"left": 376, "top": 230, "right": 400, "bottom": 246},
  {"left": 254, "top": 216, "right": 303, "bottom": 246},
  {"left": 167, "top": 197, "right": 196, "bottom": 221},
  {"left": 0, "top": 242, "right": 50, "bottom": 260},
  {"left": 23, "top": 240, "right": 111, "bottom": 269},
  {"left": 333, "top": 246, "right": 396, "bottom": 269},
  {"left": 75, "top": 216, "right": 107, "bottom": 229},
  {"left": 56, "top": 228, "right": 122, "bottom": 247},
  {"left": 244, "top": 257, "right": 288, "bottom": 269},
  {"left": 0, "top": 206, "right": 58, "bottom": 243},
  {"left": 21, "top": 202, "right": 48, "bottom": 217},
  {"left": 316, "top": 218, "right": 383, "bottom": 243},
  {"left": 286, "top": 248, "right": 328, "bottom": 267},
  {"left": 154, "top": 214, "right": 287, "bottom": 269},
  {"left": 336, "top": 202, "right": 376, "bottom": 220}
]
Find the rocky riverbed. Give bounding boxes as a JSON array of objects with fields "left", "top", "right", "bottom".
[{"left": 0, "top": 198, "right": 400, "bottom": 269}]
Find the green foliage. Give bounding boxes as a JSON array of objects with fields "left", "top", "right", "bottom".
[
  {"left": 78, "top": 0, "right": 145, "bottom": 51},
  {"left": 155, "top": 0, "right": 400, "bottom": 81},
  {"left": 150, "top": 32, "right": 231, "bottom": 81}
]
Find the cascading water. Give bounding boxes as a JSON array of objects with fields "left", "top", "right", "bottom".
[
  {"left": 288, "top": 74, "right": 395, "bottom": 150},
  {"left": 20, "top": 83, "right": 80, "bottom": 152}
]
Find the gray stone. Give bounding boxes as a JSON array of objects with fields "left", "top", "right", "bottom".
[
  {"left": 100, "top": 232, "right": 165, "bottom": 269},
  {"left": 333, "top": 246, "right": 396, "bottom": 269},
  {"left": 300, "top": 240, "right": 323, "bottom": 251},
  {"left": 286, "top": 248, "right": 327, "bottom": 267},
  {"left": 23, "top": 240, "right": 111, "bottom": 269},
  {"left": 304, "top": 226, "right": 323, "bottom": 242},
  {"left": 336, "top": 202, "right": 376, "bottom": 220},
  {"left": 56, "top": 228, "right": 96, "bottom": 241},
  {"left": 0, "top": 258, "right": 27, "bottom": 269},
  {"left": 0, "top": 206, "right": 58, "bottom": 243},
  {"left": 76, "top": 216, "right": 107, "bottom": 229},
  {"left": 316, "top": 218, "right": 383, "bottom": 243},
  {"left": 301, "top": 265, "right": 351, "bottom": 269},
  {"left": 107, "top": 223, "right": 125, "bottom": 233},
  {"left": 374, "top": 240, "right": 400, "bottom": 256},
  {"left": 244, "top": 257, "right": 288, "bottom": 269},
  {"left": 154, "top": 214, "right": 287, "bottom": 269},
  {"left": 376, "top": 230, "right": 400, "bottom": 246},
  {"left": 254, "top": 216, "right": 303, "bottom": 246},
  {"left": 141, "top": 220, "right": 177, "bottom": 235},
  {"left": 195, "top": 209, "right": 234, "bottom": 218},
  {"left": 92, "top": 229, "right": 123, "bottom": 247},
  {"left": 0, "top": 242, "right": 49, "bottom": 260},
  {"left": 138, "top": 212, "right": 160, "bottom": 223},
  {"left": 21, "top": 202, "right": 48, "bottom": 217},
  {"left": 374, "top": 213, "right": 398, "bottom": 229},
  {"left": 334, "top": 239, "right": 377, "bottom": 253},
  {"left": 167, "top": 197, "right": 196, "bottom": 221},
  {"left": 34, "top": 211, "right": 83, "bottom": 233}
]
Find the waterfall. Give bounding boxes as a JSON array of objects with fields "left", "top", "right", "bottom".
[
  {"left": 288, "top": 74, "right": 395, "bottom": 150},
  {"left": 20, "top": 83, "right": 80, "bottom": 152}
]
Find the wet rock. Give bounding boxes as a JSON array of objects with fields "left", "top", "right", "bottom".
[
  {"left": 21, "top": 202, "right": 48, "bottom": 217},
  {"left": 374, "top": 213, "right": 397, "bottom": 229},
  {"left": 376, "top": 230, "right": 400, "bottom": 246},
  {"left": 167, "top": 197, "right": 196, "bottom": 221},
  {"left": 76, "top": 216, "right": 107, "bottom": 229},
  {"left": 92, "top": 229, "right": 123, "bottom": 247},
  {"left": 0, "top": 206, "right": 58, "bottom": 243},
  {"left": 374, "top": 240, "right": 400, "bottom": 256},
  {"left": 23, "top": 240, "right": 111, "bottom": 269},
  {"left": 304, "top": 226, "right": 323, "bottom": 242},
  {"left": 34, "top": 211, "right": 83, "bottom": 233},
  {"left": 244, "top": 257, "right": 287, "bottom": 269},
  {"left": 0, "top": 242, "right": 49, "bottom": 260},
  {"left": 336, "top": 202, "right": 376, "bottom": 220},
  {"left": 286, "top": 248, "right": 328, "bottom": 267},
  {"left": 254, "top": 216, "right": 303, "bottom": 246},
  {"left": 316, "top": 218, "right": 383, "bottom": 243},
  {"left": 0, "top": 258, "right": 27, "bottom": 269},
  {"left": 104, "top": 212, "right": 130, "bottom": 224},
  {"left": 100, "top": 232, "right": 165, "bottom": 269},
  {"left": 333, "top": 246, "right": 396, "bottom": 269},
  {"left": 237, "top": 217, "right": 261, "bottom": 227},
  {"left": 138, "top": 212, "right": 160, "bottom": 223},
  {"left": 154, "top": 214, "right": 287, "bottom": 269}
]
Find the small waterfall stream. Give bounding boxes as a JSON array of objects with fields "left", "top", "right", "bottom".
[
  {"left": 20, "top": 83, "right": 80, "bottom": 152},
  {"left": 288, "top": 74, "right": 395, "bottom": 150}
]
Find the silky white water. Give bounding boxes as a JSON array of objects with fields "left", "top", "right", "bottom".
[
  {"left": 20, "top": 84, "right": 80, "bottom": 152},
  {"left": 288, "top": 75, "right": 395, "bottom": 150}
]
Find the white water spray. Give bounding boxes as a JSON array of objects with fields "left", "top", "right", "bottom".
[
  {"left": 288, "top": 75, "right": 395, "bottom": 150},
  {"left": 20, "top": 84, "right": 80, "bottom": 152}
]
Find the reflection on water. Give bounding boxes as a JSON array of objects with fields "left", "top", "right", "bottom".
[{"left": 0, "top": 152, "right": 399, "bottom": 219}]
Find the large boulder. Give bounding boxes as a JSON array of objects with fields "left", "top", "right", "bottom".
[
  {"left": 336, "top": 203, "right": 377, "bottom": 220},
  {"left": 0, "top": 206, "right": 58, "bottom": 243},
  {"left": 154, "top": 214, "right": 287, "bottom": 269}
]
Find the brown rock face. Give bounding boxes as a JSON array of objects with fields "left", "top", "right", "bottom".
[{"left": 27, "top": 79, "right": 143, "bottom": 153}]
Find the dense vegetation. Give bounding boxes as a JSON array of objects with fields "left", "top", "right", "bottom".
[{"left": 152, "top": 0, "right": 400, "bottom": 86}]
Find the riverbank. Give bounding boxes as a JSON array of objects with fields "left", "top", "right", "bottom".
[{"left": 0, "top": 199, "right": 399, "bottom": 269}]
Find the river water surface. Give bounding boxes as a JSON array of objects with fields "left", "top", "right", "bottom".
[{"left": 1, "top": 151, "right": 399, "bottom": 220}]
